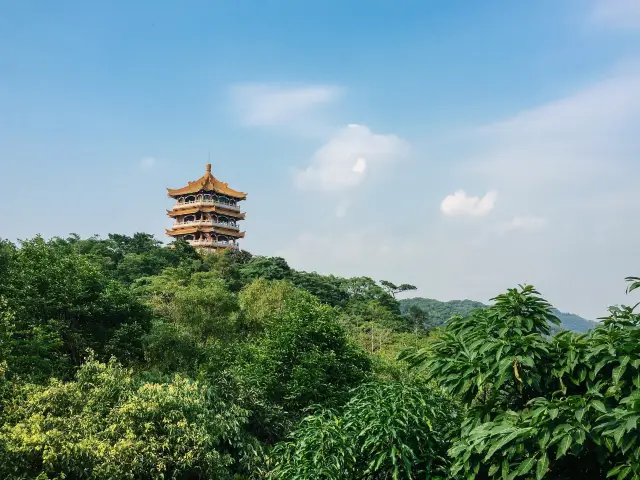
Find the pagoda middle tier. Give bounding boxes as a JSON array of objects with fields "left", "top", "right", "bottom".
[{"left": 166, "top": 163, "right": 247, "bottom": 251}]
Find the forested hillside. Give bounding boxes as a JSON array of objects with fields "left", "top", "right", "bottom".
[
  {"left": 400, "top": 298, "right": 598, "bottom": 332},
  {"left": 0, "top": 233, "right": 638, "bottom": 479}
]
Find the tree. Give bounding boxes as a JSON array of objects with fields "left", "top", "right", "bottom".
[
  {"left": 239, "top": 256, "right": 292, "bottom": 284},
  {"left": 238, "top": 278, "right": 300, "bottom": 334},
  {"left": 291, "top": 271, "right": 349, "bottom": 307},
  {"left": 407, "top": 304, "right": 429, "bottom": 333},
  {"left": 235, "top": 287, "right": 371, "bottom": 442},
  {"left": 0, "top": 236, "right": 150, "bottom": 377},
  {"left": 341, "top": 276, "right": 400, "bottom": 313},
  {"left": 171, "top": 276, "right": 239, "bottom": 343},
  {"left": 379, "top": 279, "right": 417, "bottom": 298}
]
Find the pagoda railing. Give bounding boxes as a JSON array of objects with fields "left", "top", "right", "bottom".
[
  {"left": 173, "top": 220, "right": 240, "bottom": 231},
  {"left": 173, "top": 200, "right": 241, "bottom": 212},
  {"left": 189, "top": 239, "right": 239, "bottom": 249}
]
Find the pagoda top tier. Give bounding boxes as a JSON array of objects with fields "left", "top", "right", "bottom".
[{"left": 166, "top": 163, "right": 247, "bottom": 200}]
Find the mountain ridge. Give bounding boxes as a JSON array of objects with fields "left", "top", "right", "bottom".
[{"left": 399, "top": 297, "right": 597, "bottom": 333}]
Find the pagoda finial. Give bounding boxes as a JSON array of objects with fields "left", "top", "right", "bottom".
[{"left": 206, "top": 163, "right": 211, "bottom": 173}]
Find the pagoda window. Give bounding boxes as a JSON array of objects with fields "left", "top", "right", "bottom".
[
  {"left": 185, "top": 195, "right": 196, "bottom": 203},
  {"left": 203, "top": 194, "right": 211, "bottom": 201},
  {"left": 184, "top": 234, "right": 195, "bottom": 241},
  {"left": 184, "top": 215, "right": 195, "bottom": 223}
]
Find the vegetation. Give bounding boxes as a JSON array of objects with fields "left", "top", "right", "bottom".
[{"left": 0, "top": 233, "right": 637, "bottom": 479}]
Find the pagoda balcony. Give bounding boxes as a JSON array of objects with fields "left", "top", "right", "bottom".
[
  {"left": 173, "top": 199, "right": 241, "bottom": 212},
  {"left": 189, "top": 239, "right": 239, "bottom": 249},
  {"left": 173, "top": 219, "right": 240, "bottom": 231}
]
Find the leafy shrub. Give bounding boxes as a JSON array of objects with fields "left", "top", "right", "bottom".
[
  {"left": 0, "top": 357, "right": 250, "bottom": 479},
  {"left": 270, "top": 378, "right": 460, "bottom": 479},
  {"left": 401, "top": 282, "right": 640, "bottom": 479}
]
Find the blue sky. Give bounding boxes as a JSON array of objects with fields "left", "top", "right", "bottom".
[{"left": 1, "top": 0, "right": 639, "bottom": 318}]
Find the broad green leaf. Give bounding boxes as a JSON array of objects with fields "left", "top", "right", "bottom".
[
  {"left": 517, "top": 456, "right": 535, "bottom": 476},
  {"left": 612, "top": 365, "right": 627, "bottom": 384},
  {"left": 536, "top": 454, "right": 549, "bottom": 480},
  {"left": 591, "top": 400, "right": 607, "bottom": 414},
  {"left": 484, "top": 431, "right": 521, "bottom": 462},
  {"left": 556, "top": 435, "right": 571, "bottom": 459},
  {"left": 625, "top": 415, "right": 638, "bottom": 432},
  {"left": 617, "top": 466, "right": 631, "bottom": 480}
]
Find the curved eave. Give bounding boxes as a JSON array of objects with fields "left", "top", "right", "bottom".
[
  {"left": 166, "top": 226, "right": 245, "bottom": 238},
  {"left": 167, "top": 165, "right": 247, "bottom": 199},
  {"left": 167, "top": 187, "right": 247, "bottom": 200}
]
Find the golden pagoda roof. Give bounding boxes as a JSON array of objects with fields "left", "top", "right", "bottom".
[
  {"left": 167, "top": 164, "right": 247, "bottom": 199},
  {"left": 166, "top": 225, "right": 245, "bottom": 238},
  {"left": 166, "top": 206, "right": 246, "bottom": 219}
]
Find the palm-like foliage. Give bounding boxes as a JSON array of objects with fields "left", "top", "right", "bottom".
[
  {"left": 400, "top": 281, "right": 640, "bottom": 479},
  {"left": 270, "top": 379, "right": 459, "bottom": 479}
]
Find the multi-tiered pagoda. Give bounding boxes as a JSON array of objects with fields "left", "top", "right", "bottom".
[{"left": 166, "top": 163, "right": 246, "bottom": 251}]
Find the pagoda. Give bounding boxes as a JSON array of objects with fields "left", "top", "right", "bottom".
[{"left": 166, "top": 163, "right": 247, "bottom": 251}]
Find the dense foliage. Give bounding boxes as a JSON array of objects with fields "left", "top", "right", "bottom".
[
  {"left": 399, "top": 285, "right": 640, "bottom": 479},
  {"left": 0, "top": 233, "right": 637, "bottom": 479}
]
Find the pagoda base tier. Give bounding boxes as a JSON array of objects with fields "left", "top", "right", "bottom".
[{"left": 165, "top": 226, "right": 245, "bottom": 239}]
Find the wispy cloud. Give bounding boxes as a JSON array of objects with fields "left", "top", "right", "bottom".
[
  {"left": 590, "top": 0, "right": 640, "bottom": 30},
  {"left": 440, "top": 190, "right": 497, "bottom": 217},
  {"left": 464, "top": 64, "right": 640, "bottom": 202},
  {"left": 230, "top": 83, "right": 343, "bottom": 128},
  {"left": 294, "top": 124, "right": 409, "bottom": 191}
]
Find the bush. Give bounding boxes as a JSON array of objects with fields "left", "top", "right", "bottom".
[{"left": 0, "top": 357, "right": 250, "bottom": 479}]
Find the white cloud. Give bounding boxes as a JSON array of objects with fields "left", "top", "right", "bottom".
[
  {"left": 140, "top": 156, "right": 156, "bottom": 169},
  {"left": 501, "top": 216, "right": 547, "bottom": 232},
  {"left": 590, "top": 0, "right": 640, "bottom": 30},
  {"left": 352, "top": 157, "right": 367, "bottom": 174},
  {"left": 440, "top": 190, "right": 497, "bottom": 217},
  {"left": 230, "top": 83, "right": 342, "bottom": 127},
  {"left": 294, "top": 124, "right": 409, "bottom": 191}
]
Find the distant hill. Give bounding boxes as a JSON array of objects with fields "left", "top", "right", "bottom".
[
  {"left": 399, "top": 298, "right": 597, "bottom": 333},
  {"left": 550, "top": 309, "right": 598, "bottom": 333}
]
